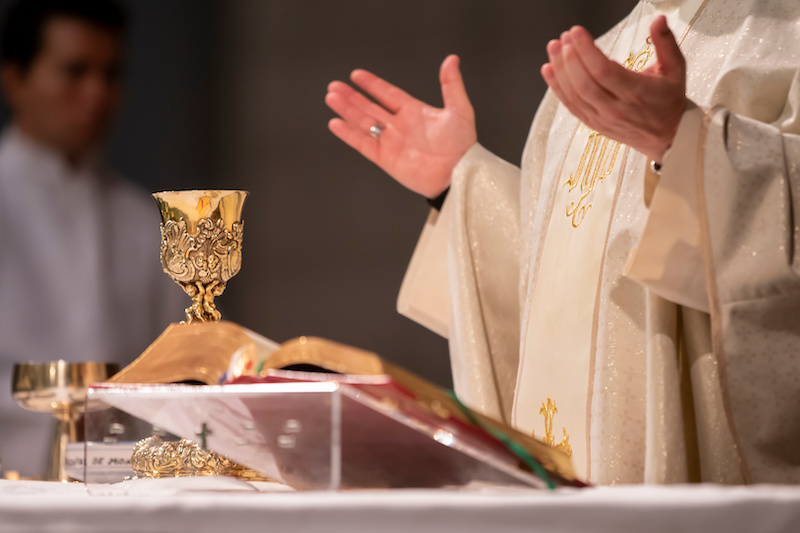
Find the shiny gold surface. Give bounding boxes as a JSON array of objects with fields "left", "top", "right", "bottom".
[
  {"left": 108, "top": 321, "right": 258, "bottom": 385},
  {"left": 12, "top": 361, "right": 119, "bottom": 482},
  {"left": 130, "top": 436, "right": 275, "bottom": 482},
  {"left": 531, "top": 398, "right": 572, "bottom": 458},
  {"left": 153, "top": 190, "right": 248, "bottom": 323},
  {"left": 261, "top": 336, "right": 387, "bottom": 376}
]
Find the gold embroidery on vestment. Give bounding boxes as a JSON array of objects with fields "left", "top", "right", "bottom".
[
  {"left": 565, "top": 37, "right": 655, "bottom": 228},
  {"left": 531, "top": 398, "right": 572, "bottom": 457}
]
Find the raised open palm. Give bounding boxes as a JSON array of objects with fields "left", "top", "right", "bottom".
[
  {"left": 326, "top": 54, "right": 477, "bottom": 199},
  {"left": 541, "top": 17, "right": 688, "bottom": 163}
]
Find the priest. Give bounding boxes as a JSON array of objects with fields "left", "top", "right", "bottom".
[{"left": 326, "top": 0, "right": 800, "bottom": 485}]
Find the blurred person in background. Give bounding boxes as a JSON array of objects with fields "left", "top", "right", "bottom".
[{"left": 0, "top": 0, "right": 180, "bottom": 478}]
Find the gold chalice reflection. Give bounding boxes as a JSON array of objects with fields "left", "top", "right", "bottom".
[
  {"left": 153, "top": 190, "right": 248, "bottom": 323},
  {"left": 12, "top": 361, "right": 119, "bottom": 482}
]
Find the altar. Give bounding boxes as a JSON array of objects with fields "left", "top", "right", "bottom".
[
  {"left": 5, "top": 190, "right": 799, "bottom": 533},
  {"left": 2, "top": 480, "right": 799, "bottom": 533}
]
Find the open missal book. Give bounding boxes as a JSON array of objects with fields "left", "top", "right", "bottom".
[{"left": 90, "top": 322, "right": 582, "bottom": 490}]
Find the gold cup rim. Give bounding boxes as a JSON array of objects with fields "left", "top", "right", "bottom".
[
  {"left": 12, "top": 361, "right": 120, "bottom": 413},
  {"left": 151, "top": 189, "right": 250, "bottom": 197},
  {"left": 12, "top": 361, "right": 120, "bottom": 387},
  {"left": 152, "top": 189, "right": 248, "bottom": 231},
  {"left": 12, "top": 359, "right": 116, "bottom": 366}
]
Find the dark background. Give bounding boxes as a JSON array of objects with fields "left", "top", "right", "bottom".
[{"left": 0, "top": 0, "right": 637, "bottom": 387}]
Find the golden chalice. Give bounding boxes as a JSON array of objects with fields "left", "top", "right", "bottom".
[
  {"left": 12, "top": 361, "right": 119, "bottom": 481},
  {"left": 153, "top": 190, "right": 248, "bottom": 323}
]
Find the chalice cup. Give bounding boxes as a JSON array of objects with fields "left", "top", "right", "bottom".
[
  {"left": 153, "top": 190, "right": 248, "bottom": 323},
  {"left": 12, "top": 361, "right": 120, "bottom": 482}
]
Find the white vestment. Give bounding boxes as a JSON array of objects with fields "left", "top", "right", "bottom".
[
  {"left": 400, "top": 0, "right": 800, "bottom": 484},
  {"left": 0, "top": 127, "right": 182, "bottom": 477}
]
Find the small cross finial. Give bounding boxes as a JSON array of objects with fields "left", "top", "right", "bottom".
[{"left": 196, "top": 422, "right": 213, "bottom": 449}]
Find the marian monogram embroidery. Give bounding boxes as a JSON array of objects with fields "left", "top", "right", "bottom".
[{"left": 564, "top": 37, "right": 655, "bottom": 228}]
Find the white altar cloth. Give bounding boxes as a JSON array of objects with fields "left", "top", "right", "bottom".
[{"left": 1, "top": 480, "right": 799, "bottom": 533}]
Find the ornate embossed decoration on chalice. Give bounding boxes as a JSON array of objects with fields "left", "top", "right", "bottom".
[{"left": 153, "top": 190, "right": 248, "bottom": 322}]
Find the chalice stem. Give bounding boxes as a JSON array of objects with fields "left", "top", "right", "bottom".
[
  {"left": 202, "top": 280, "right": 222, "bottom": 321},
  {"left": 185, "top": 281, "right": 223, "bottom": 323},
  {"left": 48, "top": 410, "right": 77, "bottom": 482}
]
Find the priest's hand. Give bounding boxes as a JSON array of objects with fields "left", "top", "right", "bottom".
[
  {"left": 326, "top": 55, "right": 476, "bottom": 199},
  {"left": 541, "top": 16, "right": 687, "bottom": 164}
]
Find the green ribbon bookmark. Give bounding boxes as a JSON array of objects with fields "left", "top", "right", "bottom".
[{"left": 447, "top": 389, "right": 557, "bottom": 491}]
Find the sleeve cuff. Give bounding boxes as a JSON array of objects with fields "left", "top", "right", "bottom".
[{"left": 624, "top": 101, "right": 711, "bottom": 312}]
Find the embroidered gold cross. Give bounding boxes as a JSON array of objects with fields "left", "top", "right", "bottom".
[
  {"left": 531, "top": 398, "right": 572, "bottom": 457},
  {"left": 564, "top": 37, "right": 655, "bottom": 228}
]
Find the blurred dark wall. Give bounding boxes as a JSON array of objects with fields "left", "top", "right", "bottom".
[
  {"left": 110, "top": 0, "right": 221, "bottom": 191},
  {"left": 0, "top": 0, "right": 638, "bottom": 386}
]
